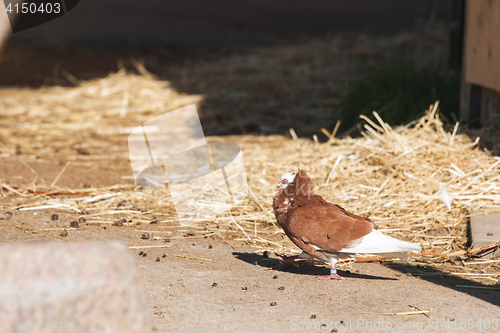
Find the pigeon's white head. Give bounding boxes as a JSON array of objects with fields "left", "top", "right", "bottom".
[{"left": 277, "top": 172, "right": 296, "bottom": 191}]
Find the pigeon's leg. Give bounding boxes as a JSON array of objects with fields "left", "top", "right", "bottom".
[
  {"left": 274, "top": 252, "right": 300, "bottom": 267},
  {"left": 318, "top": 260, "right": 344, "bottom": 280}
]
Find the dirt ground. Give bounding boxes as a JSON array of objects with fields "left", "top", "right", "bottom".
[
  {"left": 1, "top": 145, "right": 499, "bottom": 332},
  {"left": 1, "top": 33, "right": 500, "bottom": 332},
  {"left": 1, "top": 209, "right": 500, "bottom": 332}
]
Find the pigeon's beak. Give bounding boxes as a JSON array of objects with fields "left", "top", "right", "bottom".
[{"left": 276, "top": 185, "right": 282, "bottom": 191}]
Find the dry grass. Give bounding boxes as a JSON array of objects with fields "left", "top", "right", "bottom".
[
  {"left": 3, "top": 99, "right": 500, "bottom": 259},
  {"left": 233, "top": 102, "right": 500, "bottom": 257},
  {"left": 0, "top": 37, "right": 499, "bottom": 280}
]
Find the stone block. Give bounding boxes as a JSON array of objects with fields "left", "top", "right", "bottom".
[{"left": 0, "top": 242, "right": 150, "bottom": 333}]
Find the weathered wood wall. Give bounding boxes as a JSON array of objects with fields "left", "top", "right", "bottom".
[
  {"left": 461, "top": 0, "right": 500, "bottom": 125},
  {"left": 464, "top": 0, "right": 500, "bottom": 93}
]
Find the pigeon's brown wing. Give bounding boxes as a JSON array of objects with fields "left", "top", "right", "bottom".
[
  {"left": 331, "top": 203, "right": 378, "bottom": 230},
  {"left": 283, "top": 195, "right": 373, "bottom": 254}
]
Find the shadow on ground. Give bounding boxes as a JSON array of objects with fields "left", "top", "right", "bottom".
[
  {"left": 234, "top": 251, "right": 500, "bottom": 306},
  {"left": 233, "top": 251, "right": 397, "bottom": 281},
  {"left": 384, "top": 262, "right": 500, "bottom": 307}
]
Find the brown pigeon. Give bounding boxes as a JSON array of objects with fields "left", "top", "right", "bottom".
[{"left": 273, "top": 169, "right": 421, "bottom": 280}]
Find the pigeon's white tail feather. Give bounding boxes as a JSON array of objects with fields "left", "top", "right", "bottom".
[{"left": 339, "top": 229, "right": 421, "bottom": 257}]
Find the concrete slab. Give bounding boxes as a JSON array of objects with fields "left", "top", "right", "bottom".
[
  {"left": 470, "top": 210, "right": 500, "bottom": 258},
  {"left": 139, "top": 239, "right": 500, "bottom": 333}
]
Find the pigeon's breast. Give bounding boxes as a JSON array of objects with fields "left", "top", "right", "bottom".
[{"left": 274, "top": 196, "right": 294, "bottom": 223}]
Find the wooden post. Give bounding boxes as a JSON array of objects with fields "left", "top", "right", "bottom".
[{"left": 460, "top": 0, "right": 500, "bottom": 125}]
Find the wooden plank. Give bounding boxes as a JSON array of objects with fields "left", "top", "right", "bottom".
[
  {"left": 464, "top": 0, "right": 500, "bottom": 93},
  {"left": 459, "top": 0, "right": 471, "bottom": 123},
  {"left": 448, "top": 0, "right": 465, "bottom": 70},
  {"left": 480, "top": 87, "right": 500, "bottom": 127},
  {"left": 470, "top": 210, "right": 500, "bottom": 259}
]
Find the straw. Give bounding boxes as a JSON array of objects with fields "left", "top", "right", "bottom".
[{"left": 2, "top": 53, "right": 500, "bottom": 278}]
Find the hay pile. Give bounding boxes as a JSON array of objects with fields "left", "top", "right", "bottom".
[
  {"left": 235, "top": 102, "right": 500, "bottom": 256},
  {"left": 0, "top": 69, "right": 201, "bottom": 162},
  {"left": 0, "top": 60, "right": 499, "bottom": 280},
  {"left": 4, "top": 99, "right": 499, "bottom": 258},
  {"left": 164, "top": 30, "right": 449, "bottom": 137}
]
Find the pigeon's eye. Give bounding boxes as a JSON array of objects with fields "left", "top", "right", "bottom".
[{"left": 282, "top": 179, "right": 288, "bottom": 184}]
